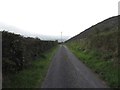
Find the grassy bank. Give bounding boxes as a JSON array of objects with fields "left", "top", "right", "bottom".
[
  {"left": 3, "top": 46, "right": 58, "bottom": 88},
  {"left": 67, "top": 42, "right": 119, "bottom": 88}
]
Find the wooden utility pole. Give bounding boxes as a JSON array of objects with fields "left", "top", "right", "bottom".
[{"left": 61, "top": 32, "right": 62, "bottom": 43}]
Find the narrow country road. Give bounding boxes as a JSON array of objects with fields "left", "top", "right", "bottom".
[{"left": 42, "top": 45, "right": 108, "bottom": 88}]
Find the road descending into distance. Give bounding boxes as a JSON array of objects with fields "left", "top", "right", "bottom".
[{"left": 42, "top": 45, "right": 108, "bottom": 88}]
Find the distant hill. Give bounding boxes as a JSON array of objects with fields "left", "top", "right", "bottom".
[
  {"left": 66, "top": 15, "right": 119, "bottom": 60},
  {"left": 66, "top": 15, "right": 119, "bottom": 42},
  {"left": 0, "top": 23, "right": 70, "bottom": 42}
]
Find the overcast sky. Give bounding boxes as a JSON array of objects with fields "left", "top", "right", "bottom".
[{"left": 0, "top": 0, "right": 119, "bottom": 41}]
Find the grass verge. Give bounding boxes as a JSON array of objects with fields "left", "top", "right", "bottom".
[
  {"left": 3, "top": 46, "right": 58, "bottom": 88},
  {"left": 66, "top": 43, "right": 119, "bottom": 88}
]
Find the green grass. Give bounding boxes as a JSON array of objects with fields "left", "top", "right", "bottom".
[
  {"left": 3, "top": 46, "right": 58, "bottom": 88},
  {"left": 67, "top": 42, "right": 119, "bottom": 88}
]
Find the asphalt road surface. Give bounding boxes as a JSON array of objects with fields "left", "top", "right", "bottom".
[{"left": 42, "top": 45, "right": 108, "bottom": 88}]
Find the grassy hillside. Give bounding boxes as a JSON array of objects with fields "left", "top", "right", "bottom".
[{"left": 66, "top": 16, "right": 119, "bottom": 88}]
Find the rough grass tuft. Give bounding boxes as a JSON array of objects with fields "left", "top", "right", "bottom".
[{"left": 67, "top": 43, "right": 119, "bottom": 88}]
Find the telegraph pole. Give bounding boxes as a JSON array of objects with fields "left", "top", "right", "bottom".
[{"left": 61, "top": 32, "right": 62, "bottom": 44}]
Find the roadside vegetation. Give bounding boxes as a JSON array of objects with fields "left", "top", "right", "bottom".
[
  {"left": 2, "top": 31, "right": 58, "bottom": 88},
  {"left": 67, "top": 42, "right": 119, "bottom": 88},
  {"left": 3, "top": 46, "right": 58, "bottom": 88},
  {"left": 66, "top": 16, "right": 119, "bottom": 88}
]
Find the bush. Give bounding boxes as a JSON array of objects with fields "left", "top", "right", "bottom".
[{"left": 2, "top": 31, "right": 58, "bottom": 74}]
